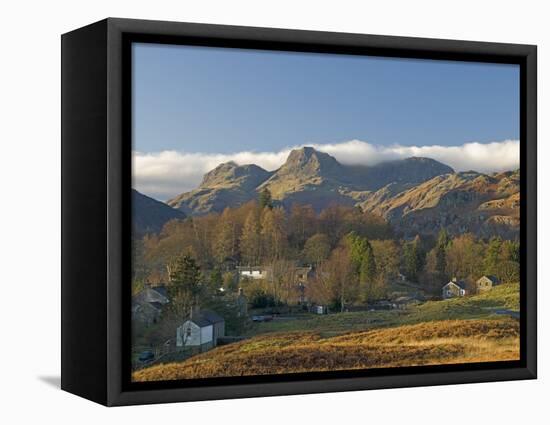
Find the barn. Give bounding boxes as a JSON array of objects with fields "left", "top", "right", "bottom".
[{"left": 176, "top": 310, "right": 225, "bottom": 351}]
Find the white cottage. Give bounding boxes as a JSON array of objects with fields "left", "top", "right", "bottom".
[
  {"left": 176, "top": 310, "right": 225, "bottom": 351},
  {"left": 236, "top": 266, "right": 272, "bottom": 280},
  {"left": 442, "top": 278, "right": 467, "bottom": 299}
]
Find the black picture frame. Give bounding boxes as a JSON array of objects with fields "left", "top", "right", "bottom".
[{"left": 61, "top": 17, "right": 537, "bottom": 406}]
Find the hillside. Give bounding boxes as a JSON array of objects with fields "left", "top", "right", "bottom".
[
  {"left": 133, "top": 283, "right": 519, "bottom": 381},
  {"left": 132, "top": 189, "right": 186, "bottom": 236},
  {"left": 360, "top": 170, "right": 520, "bottom": 238},
  {"left": 133, "top": 318, "right": 519, "bottom": 381},
  {"left": 167, "top": 162, "right": 272, "bottom": 215}
]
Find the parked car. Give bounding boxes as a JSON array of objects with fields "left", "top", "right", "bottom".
[{"left": 138, "top": 350, "right": 155, "bottom": 362}]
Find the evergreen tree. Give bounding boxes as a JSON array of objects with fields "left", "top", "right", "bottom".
[
  {"left": 346, "top": 232, "right": 368, "bottom": 273},
  {"left": 209, "top": 268, "right": 222, "bottom": 291},
  {"left": 403, "top": 236, "right": 425, "bottom": 282},
  {"left": 359, "top": 240, "right": 377, "bottom": 301},
  {"left": 167, "top": 254, "right": 203, "bottom": 319},
  {"left": 484, "top": 237, "right": 502, "bottom": 276},
  {"left": 345, "top": 233, "right": 379, "bottom": 300},
  {"left": 435, "top": 228, "right": 450, "bottom": 279},
  {"left": 359, "top": 240, "right": 377, "bottom": 285}
]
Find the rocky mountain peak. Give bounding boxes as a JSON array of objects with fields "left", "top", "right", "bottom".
[
  {"left": 200, "top": 161, "right": 270, "bottom": 190},
  {"left": 280, "top": 147, "right": 341, "bottom": 178}
]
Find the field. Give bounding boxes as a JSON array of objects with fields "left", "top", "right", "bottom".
[
  {"left": 243, "top": 282, "right": 519, "bottom": 336},
  {"left": 133, "top": 283, "right": 520, "bottom": 382}
]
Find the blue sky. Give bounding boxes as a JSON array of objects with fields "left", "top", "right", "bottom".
[
  {"left": 132, "top": 42, "right": 519, "bottom": 154},
  {"left": 131, "top": 42, "right": 520, "bottom": 200}
]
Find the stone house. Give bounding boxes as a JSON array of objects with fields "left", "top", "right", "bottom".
[
  {"left": 441, "top": 278, "right": 467, "bottom": 299},
  {"left": 132, "top": 284, "right": 169, "bottom": 325},
  {"left": 476, "top": 275, "right": 500, "bottom": 293}
]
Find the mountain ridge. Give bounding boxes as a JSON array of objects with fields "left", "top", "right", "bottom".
[
  {"left": 132, "top": 189, "right": 186, "bottom": 236},
  {"left": 168, "top": 147, "right": 455, "bottom": 215},
  {"left": 140, "top": 147, "right": 518, "bottom": 239}
]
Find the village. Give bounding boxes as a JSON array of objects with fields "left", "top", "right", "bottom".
[{"left": 131, "top": 260, "right": 508, "bottom": 368}]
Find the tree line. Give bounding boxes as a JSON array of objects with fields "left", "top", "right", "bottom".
[
  {"left": 132, "top": 190, "right": 520, "bottom": 312},
  {"left": 132, "top": 190, "right": 393, "bottom": 288}
]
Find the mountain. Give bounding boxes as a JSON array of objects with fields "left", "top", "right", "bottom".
[
  {"left": 167, "top": 162, "right": 272, "bottom": 215},
  {"left": 259, "top": 149, "right": 455, "bottom": 211},
  {"left": 348, "top": 157, "right": 456, "bottom": 190},
  {"left": 257, "top": 147, "right": 357, "bottom": 210},
  {"left": 132, "top": 189, "right": 186, "bottom": 236},
  {"left": 168, "top": 147, "right": 454, "bottom": 215},
  {"left": 160, "top": 147, "right": 519, "bottom": 238},
  {"left": 360, "top": 170, "right": 520, "bottom": 238}
]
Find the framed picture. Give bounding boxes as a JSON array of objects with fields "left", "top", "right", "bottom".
[{"left": 61, "top": 18, "right": 537, "bottom": 406}]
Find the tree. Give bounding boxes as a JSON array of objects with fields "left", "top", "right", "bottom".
[
  {"left": 370, "top": 239, "right": 400, "bottom": 281},
  {"left": 435, "top": 228, "right": 450, "bottom": 279},
  {"left": 271, "top": 259, "right": 299, "bottom": 308},
  {"left": 344, "top": 232, "right": 380, "bottom": 300},
  {"left": 359, "top": 240, "right": 377, "bottom": 302},
  {"left": 446, "top": 234, "right": 485, "bottom": 282},
  {"left": 484, "top": 237, "right": 502, "bottom": 276},
  {"left": 501, "top": 240, "right": 520, "bottom": 263},
  {"left": 260, "top": 207, "right": 288, "bottom": 261},
  {"left": 240, "top": 209, "right": 262, "bottom": 265},
  {"left": 167, "top": 254, "right": 203, "bottom": 320},
  {"left": 209, "top": 268, "right": 222, "bottom": 291},
  {"left": 403, "top": 236, "right": 425, "bottom": 282},
  {"left": 308, "top": 246, "right": 358, "bottom": 312},
  {"left": 303, "top": 233, "right": 331, "bottom": 265},
  {"left": 497, "top": 260, "right": 520, "bottom": 283},
  {"left": 345, "top": 232, "right": 368, "bottom": 273},
  {"left": 213, "top": 208, "right": 238, "bottom": 264},
  {"left": 222, "top": 271, "right": 238, "bottom": 292},
  {"left": 259, "top": 187, "right": 273, "bottom": 210},
  {"left": 288, "top": 204, "right": 317, "bottom": 249}
]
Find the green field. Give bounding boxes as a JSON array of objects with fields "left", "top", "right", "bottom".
[{"left": 245, "top": 282, "right": 519, "bottom": 337}]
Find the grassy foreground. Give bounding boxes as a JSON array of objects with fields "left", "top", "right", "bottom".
[
  {"left": 133, "top": 318, "right": 519, "bottom": 381},
  {"left": 133, "top": 283, "right": 519, "bottom": 382}
]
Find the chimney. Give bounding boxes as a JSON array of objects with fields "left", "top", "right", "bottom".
[
  {"left": 452, "top": 277, "right": 457, "bottom": 283},
  {"left": 190, "top": 305, "right": 199, "bottom": 319}
]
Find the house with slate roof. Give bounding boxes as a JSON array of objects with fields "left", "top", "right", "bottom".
[
  {"left": 132, "top": 283, "right": 170, "bottom": 325},
  {"left": 442, "top": 277, "right": 468, "bottom": 299},
  {"left": 176, "top": 308, "right": 225, "bottom": 351},
  {"left": 476, "top": 275, "right": 500, "bottom": 293}
]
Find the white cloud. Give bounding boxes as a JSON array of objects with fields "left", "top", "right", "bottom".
[{"left": 133, "top": 139, "right": 519, "bottom": 201}]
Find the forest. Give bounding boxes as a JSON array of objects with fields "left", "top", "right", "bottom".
[{"left": 133, "top": 188, "right": 520, "bottom": 316}]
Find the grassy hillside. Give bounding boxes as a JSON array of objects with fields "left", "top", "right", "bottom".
[
  {"left": 134, "top": 284, "right": 520, "bottom": 381},
  {"left": 243, "top": 282, "right": 520, "bottom": 337},
  {"left": 133, "top": 318, "right": 519, "bottom": 381},
  {"left": 406, "top": 282, "right": 519, "bottom": 323}
]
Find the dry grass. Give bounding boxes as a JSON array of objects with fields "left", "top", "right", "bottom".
[{"left": 133, "top": 318, "right": 519, "bottom": 382}]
